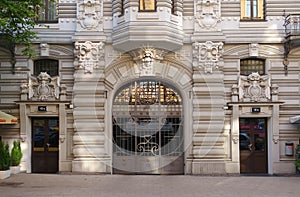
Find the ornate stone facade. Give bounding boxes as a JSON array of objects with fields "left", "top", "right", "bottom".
[{"left": 0, "top": 1, "right": 299, "bottom": 176}]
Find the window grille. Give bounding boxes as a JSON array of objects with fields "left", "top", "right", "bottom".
[{"left": 240, "top": 58, "right": 265, "bottom": 76}]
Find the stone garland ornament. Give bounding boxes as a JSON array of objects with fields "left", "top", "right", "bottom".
[
  {"left": 74, "top": 41, "right": 105, "bottom": 73},
  {"left": 194, "top": 0, "right": 221, "bottom": 31},
  {"left": 77, "top": 0, "right": 103, "bottom": 31},
  {"left": 193, "top": 41, "right": 224, "bottom": 73}
]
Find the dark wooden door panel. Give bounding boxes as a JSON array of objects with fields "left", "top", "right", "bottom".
[
  {"left": 32, "top": 118, "right": 59, "bottom": 173},
  {"left": 240, "top": 118, "right": 267, "bottom": 174}
]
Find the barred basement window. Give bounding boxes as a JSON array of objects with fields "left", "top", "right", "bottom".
[
  {"left": 240, "top": 0, "right": 265, "bottom": 21},
  {"left": 36, "top": 0, "right": 58, "bottom": 23},
  {"left": 139, "top": 0, "right": 156, "bottom": 11},
  {"left": 34, "top": 59, "right": 59, "bottom": 76},
  {"left": 240, "top": 58, "right": 265, "bottom": 76}
]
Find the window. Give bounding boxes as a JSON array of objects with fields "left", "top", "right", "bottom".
[
  {"left": 36, "top": 0, "right": 58, "bottom": 22},
  {"left": 120, "top": 0, "right": 124, "bottom": 16},
  {"left": 139, "top": 0, "right": 156, "bottom": 11},
  {"left": 34, "top": 59, "right": 59, "bottom": 76},
  {"left": 171, "top": 0, "right": 175, "bottom": 14},
  {"left": 240, "top": 58, "right": 265, "bottom": 75},
  {"left": 240, "top": 0, "right": 264, "bottom": 20}
]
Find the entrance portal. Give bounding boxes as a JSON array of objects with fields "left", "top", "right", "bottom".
[
  {"left": 112, "top": 81, "right": 184, "bottom": 174},
  {"left": 239, "top": 118, "right": 268, "bottom": 173},
  {"left": 32, "top": 118, "right": 59, "bottom": 173}
]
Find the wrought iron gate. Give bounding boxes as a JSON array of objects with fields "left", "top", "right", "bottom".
[{"left": 112, "top": 81, "right": 184, "bottom": 174}]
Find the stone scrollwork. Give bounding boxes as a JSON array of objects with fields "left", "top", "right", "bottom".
[
  {"left": 74, "top": 41, "right": 105, "bottom": 73},
  {"left": 195, "top": 0, "right": 221, "bottom": 31},
  {"left": 193, "top": 41, "right": 224, "bottom": 73},
  {"left": 130, "top": 48, "right": 166, "bottom": 76},
  {"left": 77, "top": 0, "right": 103, "bottom": 31},
  {"left": 238, "top": 73, "right": 271, "bottom": 102},
  {"left": 21, "top": 72, "right": 61, "bottom": 101}
]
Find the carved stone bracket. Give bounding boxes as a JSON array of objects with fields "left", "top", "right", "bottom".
[
  {"left": 40, "top": 43, "right": 50, "bottom": 56},
  {"left": 238, "top": 73, "right": 271, "bottom": 102},
  {"left": 77, "top": 0, "right": 103, "bottom": 31},
  {"left": 249, "top": 43, "right": 259, "bottom": 57},
  {"left": 232, "top": 134, "right": 239, "bottom": 144},
  {"left": 194, "top": 0, "right": 221, "bottom": 31},
  {"left": 74, "top": 41, "right": 105, "bottom": 73},
  {"left": 60, "top": 135, "right": 65, "bottom": 143},
  {"left": 193, "top": 41, "right": 224, "bottom": 73},
  {"left": 20, "top": 72, "right": 62, "bottom": 101},
  {"left": 130, "top": 48, "right": 166, "bottom": 76},
  {"left": 20, "top": 135, "right": 26, "bottom": 142},
  {"left": 273, "top": 135, "right": 279, "bottom": 144}
]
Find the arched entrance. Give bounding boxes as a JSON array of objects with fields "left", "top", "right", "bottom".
[{"left": 112, "top": 80, "right": 184, "bottom": 174}]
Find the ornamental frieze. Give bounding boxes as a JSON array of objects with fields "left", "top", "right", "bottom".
[
  {"left": 77, "top": 0, "right": 103, "bottom": 31},
  {"left": 74, "top": 41, "right": 105, "bottom": 73},
  {"left": 193, "top": 41, "right": 224, "bottom": 73}
]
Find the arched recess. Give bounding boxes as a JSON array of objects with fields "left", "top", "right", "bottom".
[{"left": 104, "top": 52, "right": 193, "bottom": 174}]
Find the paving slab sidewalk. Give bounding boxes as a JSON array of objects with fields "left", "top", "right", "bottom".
[{"left": 0, "top": 173, "right": 300, "bottom": 197}]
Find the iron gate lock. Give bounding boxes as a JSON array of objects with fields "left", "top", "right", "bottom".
[{"left": 285, "top": 142, "right": 294, "bottom": 156}]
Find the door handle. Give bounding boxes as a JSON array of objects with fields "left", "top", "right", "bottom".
[
  {"left": 46, "top": 143, "right": 50, "bottom": 151},
  {"left": 248, "top": 143, "right": 254, "bottom": 151}
]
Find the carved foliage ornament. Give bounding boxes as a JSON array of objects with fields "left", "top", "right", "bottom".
[
  {"left": 21, "top": 72, "right": 60, "bottom": 101},
  {"left": 195, "top": 0, "right": 221, "bottom": 31},
  {"left": 74, "top": 41, "right": 105, "bottom": 73},
  {"left": 193, "top": 41, "right": 224, "bottom": 73},
  {"left": 238, "top": 72, "right": 271, "bottom": 102},
  {"left": 77, "top": 0, "right": 103, "bottom": 31}
]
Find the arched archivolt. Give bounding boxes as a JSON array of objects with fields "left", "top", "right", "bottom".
[
  {"left": 104, "top": 50, "right": 193, "bottom": 174},
  {"left": 288, "top": 47, "right": 300, "bottom": 57},
  {"left": 104, "top": 52, "right": 193, "bottom": 94},
  {"left": 17, "top": 44, "right": 73, "bottom": 59},
  {"left": 224, "top": 44, "right": 283, "bottom": 58}
]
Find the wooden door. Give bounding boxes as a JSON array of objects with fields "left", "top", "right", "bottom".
[
  {"left": 239, "top": 118, "right": 267, "bottom": 173},
  {"left": 32, "top": 118, "right": 59, "bottom": 173}
]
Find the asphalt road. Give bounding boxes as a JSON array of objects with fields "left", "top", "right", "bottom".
[{"left": 0, "top": 173, "right": 300, "bottom": 197}]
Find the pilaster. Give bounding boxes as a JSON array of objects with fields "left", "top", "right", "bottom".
[{"left": 191, "top": 41, "right": 226, "bottom": 174}]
